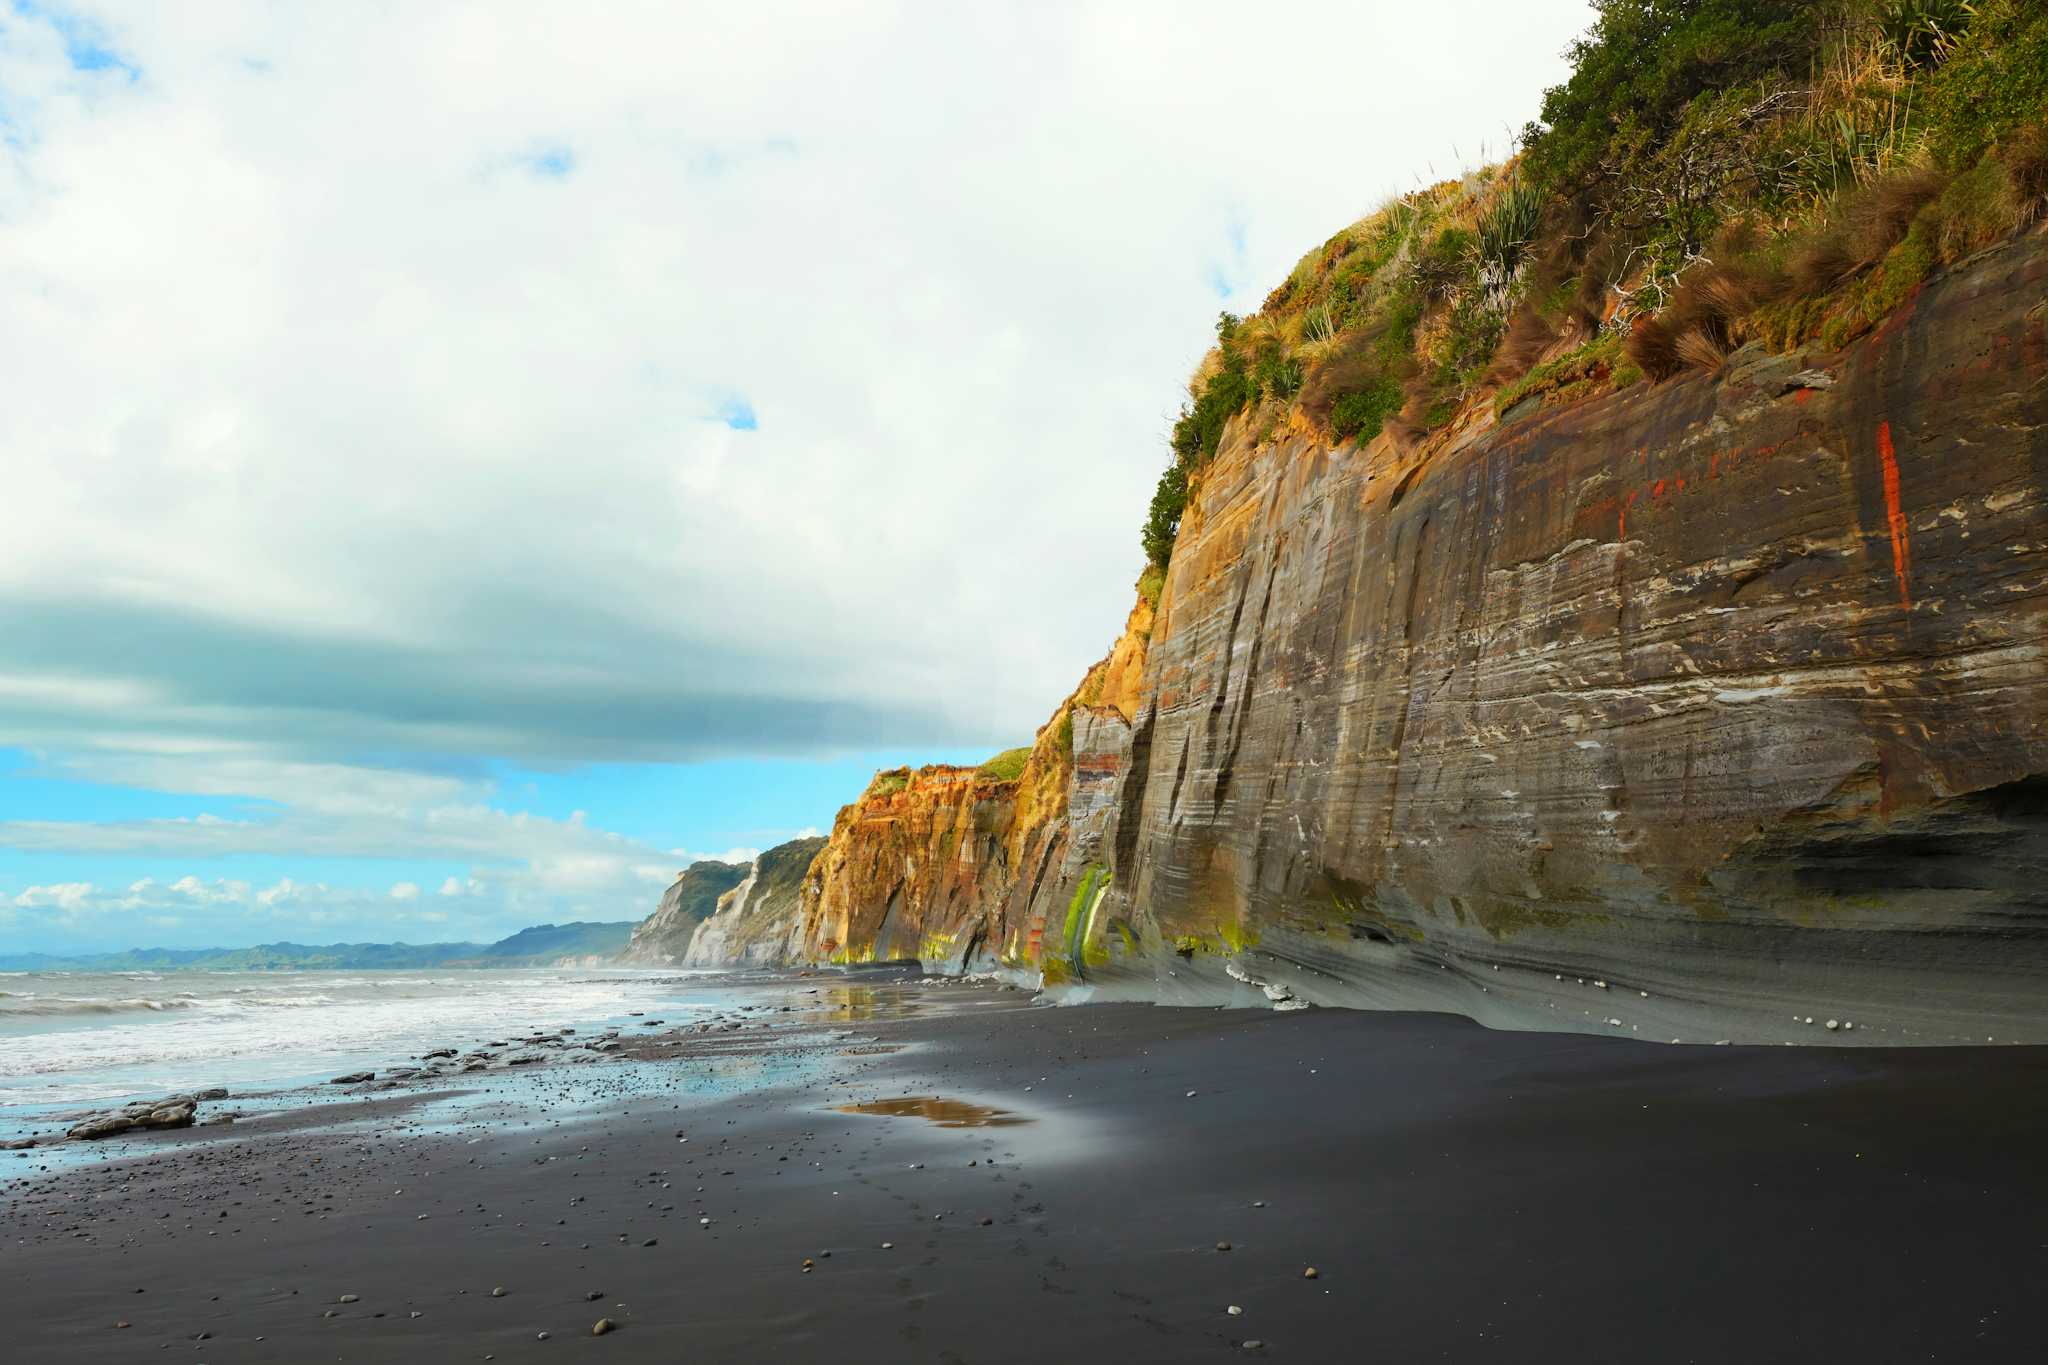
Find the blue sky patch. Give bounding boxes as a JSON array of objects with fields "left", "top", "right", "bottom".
[
  {"left": 12, "top": 1, "right": 139, "bottom": 79},
  {"left": 525, "top": 144, "right": 575, "bottom": 178},
  {"left": 714, "top": 393, "right": 758, "bottom": 430}
]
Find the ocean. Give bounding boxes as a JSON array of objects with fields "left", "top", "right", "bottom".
[{"left": 0, "top": 966, "right": 743, "bottom": 1120}]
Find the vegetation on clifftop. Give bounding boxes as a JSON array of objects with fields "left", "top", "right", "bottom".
[
  {"left": 976, "top": 747, "right": 1033, "bottom": 782},
  {"left": 1142, "top": 0, "right": 2048, "bottom": 568}
]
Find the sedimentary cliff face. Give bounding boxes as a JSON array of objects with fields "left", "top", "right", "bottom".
[
  {"left": 681, "top": 837, "right": 827, "bottom": 967},
  {"left": 620, "top": 860, "right": 749, "bottom": 965},
  {"left": 778, "top": 226, "right": 2048, "bottom": 1045}
]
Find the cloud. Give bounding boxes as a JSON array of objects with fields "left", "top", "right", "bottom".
[
  {"left": 0, "top": 0, "right": 1585, "bottom": 774},
  {"left": 669, "top": 845, "right": 762, "bottom": 870},
  {"left": 0, "top": 1, "right": 1590, "bottom": 945}
]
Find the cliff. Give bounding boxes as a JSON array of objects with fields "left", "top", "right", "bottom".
[
  {"left": 635, "top": 10, "right": 2048, "bottom": 1041},
  {"left": 783, "top": 225, "right": 2048, "bottom": 1044},
  {"left": 620, "top": 860, "right": 750, "bottom": 965},
  {"left": 680, "top": 836, "right": 828, "bottom": 967},
  {"left": 795, "top": 593, "right": 1153, "bottom": 974}
]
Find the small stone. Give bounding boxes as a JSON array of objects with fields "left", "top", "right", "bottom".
[
  {"left": 641, "top": 1238, "right": 658, "bottom": 1247},
  {"left": 1215, "top": 1240, "right": 1232, "bottom": 1251},
  {"left": 1825, "top": 1019, "right": 1840, "bottom": 1031},
  {"left": 537, "top": 1330, "right": 551, "bottom": 1340},
  {"left": 115, "top": 1321, "right": 130, "bottom": 1329},
  {"left": 1303, "top": 1266, "right": 1319, "bottom": 1279},
  {"left": 586, "top": 1291, "right": 604, "bottom": 1302},
  {"left": 491, "top": 1286, "right": 507, "bottom": 1297},
  {"left": 1185, "top": 1090, "right": 1198, "bottom": 1098},
  {"left": 880, "top": 1241, "right": 894, "bottom": 1249},
  {"left": 1227, "top": 1306, "right": 1242, "bottom": 1316},
  {"left": 1244, "top": 1341, "right": 1265, "bottom": 1351},
  {"left": 592, "top": 1318, "right": 616, "bottom": 1336},
  {"left": 338, "top": 1294, "right": 359, "bottom": 1304},
  {"left": 978, "top": 1216, "right": 993, "bottom": 1226}
]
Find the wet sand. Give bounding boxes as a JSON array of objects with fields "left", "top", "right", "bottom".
[{"left": 5, "top": 983, "right": 2046, "bottom": 1362}]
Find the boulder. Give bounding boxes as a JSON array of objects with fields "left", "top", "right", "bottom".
[{"left": 66, "top": 1096, "right": 199, "bottom": 1140}]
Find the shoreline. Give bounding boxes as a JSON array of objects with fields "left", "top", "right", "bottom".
[{"left": 4, "top": 980, "right": 2045, "bottom": 1361}]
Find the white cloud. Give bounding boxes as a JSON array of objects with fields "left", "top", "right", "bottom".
[
  {"left": 669, "top": 846, "right": 763, "bottom": 870},
  {"left": 0, "top": 1, "right": 1590, "bottom": 946},
  {"left": 0, "top": 0, "right": 1585, "bottom": 767},
  {"left": 13, "top": 881, "right": 95, "bottom": 911},
  {"left": 389, "top": 881, "right": 420, "bottom": 901}
]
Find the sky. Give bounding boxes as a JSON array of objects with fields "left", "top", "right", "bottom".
[{"left": 0, "top": 0, "right": 1591, "bottom": 953}]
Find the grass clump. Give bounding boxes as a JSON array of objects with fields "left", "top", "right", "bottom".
[
  {"left": 866, "top": 768, "right": 909, "bottom": 800},
  {"left": 976, "top": 747, "right": 1032, "bottom": 783},
  {"left": 1136, "top": 563, "right": 1166, "bottom": 611}
]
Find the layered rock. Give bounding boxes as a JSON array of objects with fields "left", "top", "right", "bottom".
[
  {"left": 620, "top": 860, "right": 750, "bottom": 965},
  {"left": 794, "top": 594, "right": 1154, "bottom": 976},
  {"left": 783, "top": 225, "right": 2048, "bottom": 1045},
  {"left": 681, "top": 836, "right": 828, "bottom": 967}
]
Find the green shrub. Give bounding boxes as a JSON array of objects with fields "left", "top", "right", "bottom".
[
  {"left": 1522, "top": 0, "right": 1824, "bottom": 196},
  {"left": 1329, "top": 375, "right": 1403, "bottom": 443},
  {"left": 867, "top": 769, "right": 908, "bottom": 799},
  {"left": 1251, "top": 347, "right": 1303, "bottom": 402},
  {"left": 977, "top": 747, "right": 1032, "bottom": 782},
  {"left": 1170, "top": 362, "right": 1250, "bottom": 464},
  {"left": 1141, "top": 459, "right": 1189, "bottom": 569},
  {"left": 1921, "top": 0, "right": 2048, "bottom": 165}
]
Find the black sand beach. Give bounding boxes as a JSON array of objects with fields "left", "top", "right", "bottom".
[{"left": 6, "top": 984, "right": 2046, "bottom": 1362}]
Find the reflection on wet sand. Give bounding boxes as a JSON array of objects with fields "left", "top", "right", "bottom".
[
  {"left": 836, "top": 1096, "right": 1029, "bottom": 1127},
  {"left": 822, "top": 985, "right": 924, "bottom": 1022}
]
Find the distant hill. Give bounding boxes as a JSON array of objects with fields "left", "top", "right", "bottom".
[{"left": 0, "top": 921, "right": 638, "bottom": 972}]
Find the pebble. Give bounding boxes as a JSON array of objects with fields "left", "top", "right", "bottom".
[
  {"left": 881, "top": 1241, "right": 894, "bottom": 1249},
  {"left": 592, "top": 1318, "right": 616, "bottom": 1336},
  {"left": 337, "top": 1295, "right": 358, "bottom": 1304},
  {"left": 1303, "top": 1266, "right": 1319, "bottom": 1279},
  {"left": 537, "top": 1330, "right": 551, "bottom": 1340},
  {"left": 1227, "top": 1306, "right": 1243, "bottom": 1316},
  {"left": 1215, "top": 1240, "right": 1232, "bottom": 1251},
  {"left": 1185, "top": 1090, "right": 1198, "bottom": 1098},
  {"left": 491, "top": 1286, "right": 507, "bottom": 1297},
  {"left": 1244, "top": 1341, "right": 1265, "bottom": 1351}
]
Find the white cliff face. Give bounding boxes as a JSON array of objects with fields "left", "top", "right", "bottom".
[
  {"left": 621, "top": 860, "right": 750, "bottom": 964},
  {"left": 680, "top": 865, "right": 758, "bottom": 967},
  {"left": 677, "top": 836, "right": 829, "bottom": 968}
]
